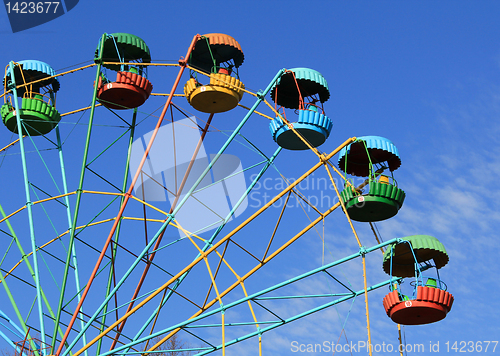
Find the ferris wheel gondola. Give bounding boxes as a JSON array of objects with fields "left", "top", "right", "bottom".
[
  {"left": 382, "top": 235, "right": 454, "bottom": 325},
  {"left": 1, "top": 60, "right": 61, "bottom": 135},
  {"left": 338, "top": 136, "right": 405, "bottom": 222},
  {"left": 269, "top": 67, "right": 333, "bottom": 150},
  {"left": 95, "top": 33, "right": 153, "bottom": 110},
  {"left": 184, "top": 33, "right": 245, "bottom": 113}
]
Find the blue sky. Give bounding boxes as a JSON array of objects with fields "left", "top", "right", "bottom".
[{"left": 0, "top": 1, "right": 499, "bottom": 355}]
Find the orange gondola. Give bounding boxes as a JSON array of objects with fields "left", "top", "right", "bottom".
[{"left": 184, "top": 33, "right": 245, "bottom": 113}]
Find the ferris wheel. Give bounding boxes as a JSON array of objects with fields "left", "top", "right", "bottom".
[{"left": 0, "top": 32, "right": 454, "bottom": 356}]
